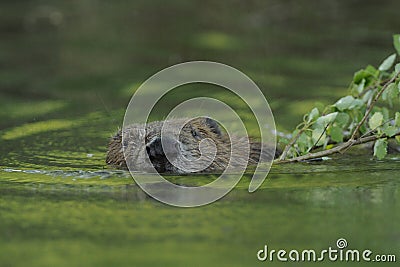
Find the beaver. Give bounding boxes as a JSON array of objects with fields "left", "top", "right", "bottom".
[{"left": 106, "top": 117, "right": 278, "bottom": 173}]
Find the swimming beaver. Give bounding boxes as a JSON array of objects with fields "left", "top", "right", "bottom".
[{"left": 106, "top": 117, "right": 277, "bottom": 173}]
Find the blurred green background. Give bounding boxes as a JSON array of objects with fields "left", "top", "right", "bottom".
[{"left": 1, "top": 1, "right": 399, "bottom": 266}]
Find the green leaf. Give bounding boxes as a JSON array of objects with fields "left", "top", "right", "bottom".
[
  {"left": 356, "top": 78, "right": 366, "bottom": 94},
  {"left": 378, "top": 53, "right": 396, "bottom": 71},
  {"left": 315, "top": 112, "right": 338, "bottom": 128},
  {"left": 395, "top": 63, "right": 400, "bottom": 73},
  {"left": 368, "top": 112, "right": 383, "bottom": 130},
  {"left": 353, "top": 70, "right": 364, "bottom": 84},
  {"left": 307, "top": 108, "right": 319, "bottom": 124},
  {"left": 312, "top": 128, "right": 326, "bottom": 146},
  {"left": 353, "top": 65, "right": 379, "bottom": 85},
  {"left": 373, "top": 138, "right": 388, "bottom": 160},
  {"left": 394, "top": 34, "right": 400, "bottom": 56},
  {"left": 381, "top": 84, "right": 397, "bottom": 104},
  {"left": 335, "top": 112, "right": 350, "bottom": 127},
  {"left": 334, "top": 96, "right": 355, "bottom": 111},
  {"left": 297, "top": 132, "right": 312, "bottom": 153},
  {"left": 348, "top": 99, "right": 364, "bottom": 110},
  {"left": 362, "top": 90, "right": 374, "bottom": 103},
  {"left": 330, "top": 126, "right": 343, "bottom": 143},
  {"left": 334, "top": 96, "right": 364, "bottom": 111},
  {"left": 389, "top": 83, "right": 398, "bottom": 97},
  {"left": 382, "top": 89, "right": 388, "bottom": 101},
  {"left": 383, "top": 125, "right": 397, "bottom": 137},
  {"left": 381, "top": 107, "right": 390, "bottom": 121},
  {"left": 365, "top": 65, "right": 379, "bottom": 77},
  {"left": 395, "top": 112, "right": 400, "bottom": 127}
]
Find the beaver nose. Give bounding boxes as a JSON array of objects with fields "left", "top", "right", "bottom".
[{"left": 146, "top": 137, "right": 179, "bottom": 161}]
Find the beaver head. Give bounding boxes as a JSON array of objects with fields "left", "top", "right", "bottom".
[
  {"left": 107, "top": 117, "right": 233, "bottom": 173},
  {"left": 106, "top": 117, "right": 277, "bottom": 173},
  {"left": 144, "top": 117, "right": 229, "bottom": 173}
]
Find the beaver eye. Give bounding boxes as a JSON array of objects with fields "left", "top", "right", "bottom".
[{"left": 191, "top": 129, "right": 201, "bottom": 139}]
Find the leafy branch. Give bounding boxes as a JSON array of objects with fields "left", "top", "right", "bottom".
[
  {"left": 276, "top": 34, "right": 400, "bottom": 163},
  {"left": 276, "top": 132, "right": 400, "bottom": 164}
]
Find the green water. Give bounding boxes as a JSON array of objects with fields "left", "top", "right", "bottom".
[{"left": 1, "top": 1, "right": 400, "bottom": 266}]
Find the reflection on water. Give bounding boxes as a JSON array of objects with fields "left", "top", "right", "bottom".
[
  {"left": 1, "top": 168, "right": 399, "bottom": 266},
  {"left": 1, "top": 0, "right": 400, "bottom": 266}
]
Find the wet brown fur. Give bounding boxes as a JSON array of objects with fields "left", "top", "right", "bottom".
[{"left": 106, "top": 117, "right": 277, "bottom": 173}]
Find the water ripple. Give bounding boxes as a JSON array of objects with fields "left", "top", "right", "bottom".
[{"left": 2, "top": 168, "right": 130, "bottom": 179}]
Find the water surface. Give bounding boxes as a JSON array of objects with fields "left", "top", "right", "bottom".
[{"left": 1, "top": 1, "right": 400, "bottom": 266}]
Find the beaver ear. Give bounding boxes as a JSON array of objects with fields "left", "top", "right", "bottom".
[{"left": 205, "top": 118, "right": 222, "bottom": 136}]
